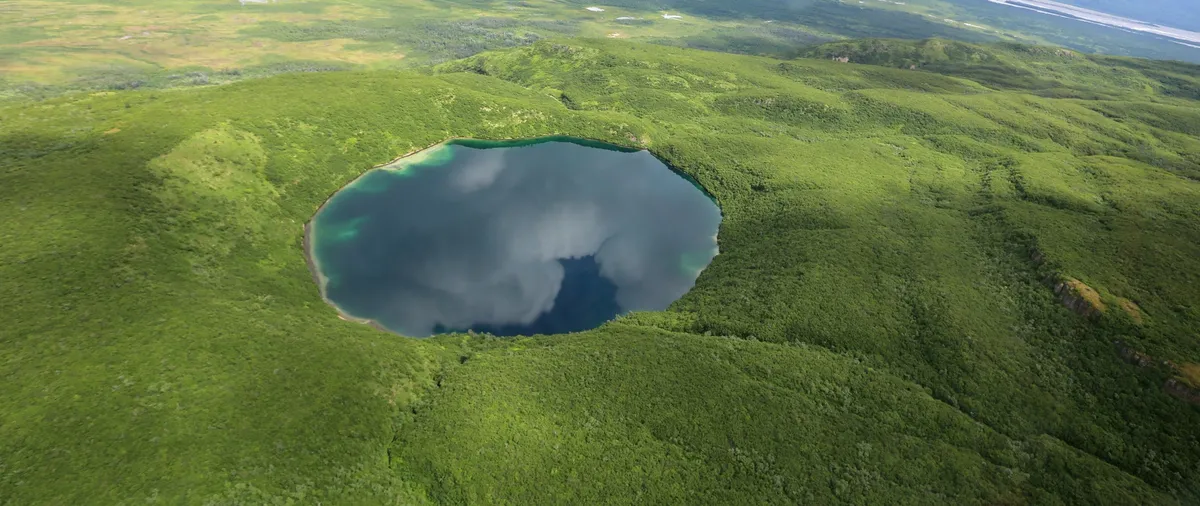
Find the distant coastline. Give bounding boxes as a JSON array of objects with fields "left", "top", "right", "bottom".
[{"left": 987, "top": 0, "right": 1200, "bottom": 45}]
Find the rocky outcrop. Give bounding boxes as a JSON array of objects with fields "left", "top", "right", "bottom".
[
  {"left": 1115, "top": 341, "right": 1157, "bottom": 368},
  {"left": 1164, "top": 379, "right": 1200, "bottom": 406},
  {"left": 1054, "top": 278, "right": 1106, "bottom": 318},
  {"left": 1035, "top": 254, "right": 1193, "bottom": 405},
  {"left": 1115, "top": 341, "right": 1200, "bottom": 407}
]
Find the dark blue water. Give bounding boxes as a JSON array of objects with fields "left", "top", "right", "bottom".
[{"left": 307, "top": 137, "right": 721, "bottom": 337}]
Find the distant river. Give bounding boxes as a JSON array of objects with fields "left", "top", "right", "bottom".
[{"left": 306, "top": 137, "right": 721, "bottom": 337}]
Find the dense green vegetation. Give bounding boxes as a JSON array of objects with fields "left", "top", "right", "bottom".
[
  {"left": 798, "top": 38, "right": 1200, "bottom": 100},
  {"left": 5, "top": 0, "right": 1198, "bottom": 104},
  {"left": 3, "top": 37, "right": 1200, "bottom": 504}
]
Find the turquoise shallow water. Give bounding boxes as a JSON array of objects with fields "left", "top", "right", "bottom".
[{"left": 308, "top": 137, "right": 721, "bottom": 337}]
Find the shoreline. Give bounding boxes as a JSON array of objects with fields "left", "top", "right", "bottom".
[
  {"left": 299, "top": 141, "right": 454, "bottom": 337},
  {"left": 302, "top": 219, "right": 398, "bottom": 335},
  {"left": 986, "top": 0, "right": 1200, "bottom": 45},
  {"left": 300, "top": 133, "right": 720, "bottom": 336}
]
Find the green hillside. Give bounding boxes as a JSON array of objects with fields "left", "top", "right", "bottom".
[
  {"left": 798, "top": 38, "right": 1200, "bottom": 99},
  {"left": 5, "top": 0, "right": 1199, "bottom": 104},
  {"left": 2, "top": 38, "right": 1199, "bottom": 504}
]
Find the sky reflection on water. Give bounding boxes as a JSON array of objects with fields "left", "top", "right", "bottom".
[{"left": 309, "top": 138, "right": 721, "bottom": 337}]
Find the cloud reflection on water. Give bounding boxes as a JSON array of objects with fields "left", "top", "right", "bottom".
[{"left": 311, "top": 140, "right": 720, "bottom": 337}]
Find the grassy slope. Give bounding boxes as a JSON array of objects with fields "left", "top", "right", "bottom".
[
  {"left": 2, "top": 39, "right": 1199, "bottom": 503},
  {"left": 797, "top": 38, "right": 1200, "bottom": 99}
]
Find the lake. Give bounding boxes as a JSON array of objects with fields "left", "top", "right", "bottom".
[{"left": 306, "top": 137, "right": 721, "bottom": 337}]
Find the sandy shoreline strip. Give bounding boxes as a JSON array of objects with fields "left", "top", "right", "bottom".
[{"left": 300, "top": 141, "right": 458, "bottom": 335}]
